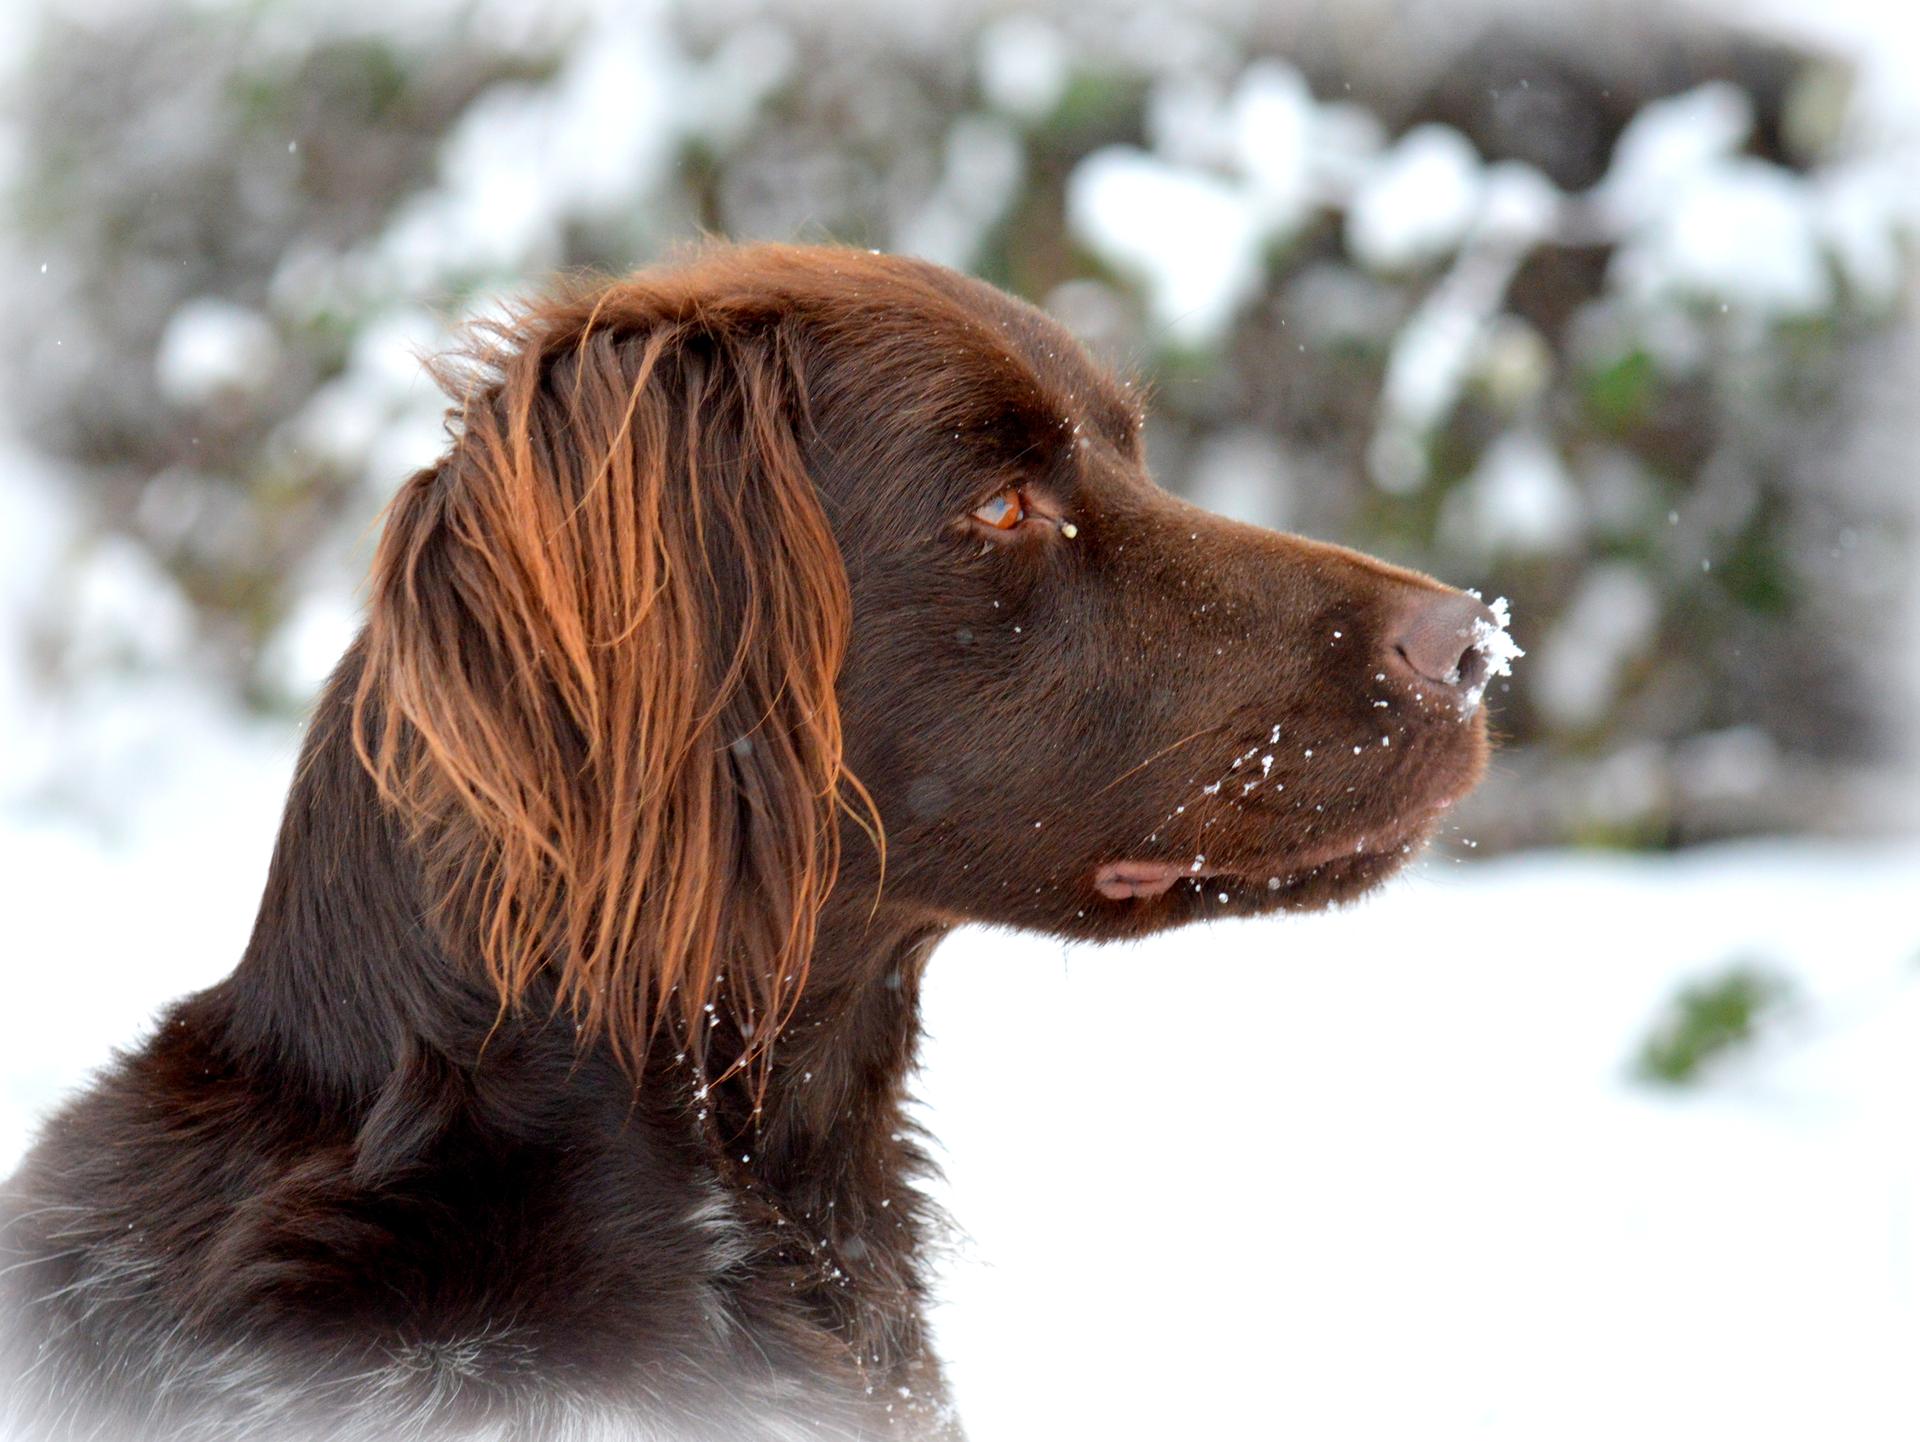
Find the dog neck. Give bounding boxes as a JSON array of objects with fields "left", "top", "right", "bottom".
[
  {"left": 698, "top": 896, "right": 955, "bottom": 1400},
  {"left": 222, "top": 659, "right": 954, "bottom": 1372},
  {"left": 713, "top": 899, "right": 947, "bottom": 1212}
]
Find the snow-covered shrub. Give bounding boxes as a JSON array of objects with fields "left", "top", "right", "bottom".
[{"left": 3, "top": 1, "right": 1913, "bottom": 845}]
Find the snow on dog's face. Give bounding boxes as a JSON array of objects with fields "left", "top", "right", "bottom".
[{"left": 795, "top": 251, "right": 1511, "bottom": 940}]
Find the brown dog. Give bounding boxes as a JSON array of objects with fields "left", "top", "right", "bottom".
[{"left": 1, "top": 245, "right": 1501, "bottom": 1441}]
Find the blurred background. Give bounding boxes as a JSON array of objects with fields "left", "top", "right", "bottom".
[{"left": 1, "top": 0, "right": 1916, "bottom": 1437}]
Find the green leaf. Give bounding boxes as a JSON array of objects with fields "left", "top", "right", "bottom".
[
  {"left": 1583, "top": 348, "right": 1658, "bottom": 436},
  {"left": 1634, "top": 963, "right": 1795, "bottom": 1087}
]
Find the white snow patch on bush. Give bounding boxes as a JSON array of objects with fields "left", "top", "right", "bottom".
[
  {"left": 288, "top": 306, "right": 448, "bottom": 482},
  {"left": 68, "top": 534, "right": 196, "bottom": 674},
  {"left": 977, "top": 13, "right": 1070, "bottom": 120},
  {"left": 367, "top": 401, "right": 455, "bottom": 493},
  {"left": 1452, "top": 430, "right": 1585, "bottom": 555},
  {"left": 1814, "top": 158, "right": 1920, "bottom": 309},
  {"left": 1370, "top": 299, "right": 1481, "bottom": 491},
  {"left": 1472, "top": 314, "right": 1556, "bottom": 409},
  {"left": 1534, "top": 563, "right": 1662, "bottom": 728},
  {"left": 292, "top": 372, "right": 393, "bottom": 473},
  {"left": 262, "top": 588, "right": 363, "bottom": 700},
  {"left": 155, "top": 297, "right": 279, "bottom": 407},
  {"left": 1346, "top": 123, "right": 1484, "bottom": 271},
  {"left": 1186, "top": 427, "right": 1292, "bottom": 528},
  {"left": 0, "top": 435, "right": 76, "bottom": 797},
  {"left": 1227, "top": 60, "right": 1316, "bottom": 226},
  {"left": 1613, "top": 158, "right": 1832, "bottom": 316},
  {"left": 350, "top": 306, "right": 446, "bottom": 399},
  {"left": 378, "top": 15, "right": 686, "bottom": 287},
  {"left": 1593, "top": 81, "right": 1855, "bottom": 318},
  {"left": 1478, "top": 159, "right": 1561, "bottom": 247},
  {"left": 1305, "top": 99, "right": 1387, "bottom": 192},
  {"left": 1593, "top": 82, "right": 1754, "bottom": 228},
  {"left": 1146, "top": 72, "right": 1237, "bottom": 168},
  {"left": 1066, "top": 147, "right": 1266, "bottom": 345},
  {"left": 899, "top": 114, "right": 1026, "bottom": 270},
  {"left": 689, "top": 22, "right": 794, "bottom": 149}
]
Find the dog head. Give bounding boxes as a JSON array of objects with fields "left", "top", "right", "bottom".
[{"left": 354, "top": 244, "right": 1503, "bottom": 1078}]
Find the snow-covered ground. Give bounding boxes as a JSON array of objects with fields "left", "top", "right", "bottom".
[
  {"left": 4, "top": 712, "right": 1917, "bottom": 1440},
  {"left": 926, "top": 841, "right": 1920, "bottom": 1441}
]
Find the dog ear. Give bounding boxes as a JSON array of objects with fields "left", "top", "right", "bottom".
[{"left": 354, "top": 289, "right": 875, "bottom": 1086}]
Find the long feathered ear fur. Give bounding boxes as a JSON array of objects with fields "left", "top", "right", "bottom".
[{"left": 353, "top": 282, "right": 874, "bottom": 1087}]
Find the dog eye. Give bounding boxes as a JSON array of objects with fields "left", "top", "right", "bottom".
[{"left": 971, "top": 488, "right": 1026, "bottom": 530}]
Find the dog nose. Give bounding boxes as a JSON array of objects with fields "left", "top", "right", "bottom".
[{"left": 1389, "top": 589, "right": 1497, "bottom": 692}]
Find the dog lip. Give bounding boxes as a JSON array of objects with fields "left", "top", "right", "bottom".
[
  {"left": 1096, "top": 819, "right": 1438, "bottom": 902},
  {"left": 1092, "top": 860, "right": 1195, "bottom": 899}
]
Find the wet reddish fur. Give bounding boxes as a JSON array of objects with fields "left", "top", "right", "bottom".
[{"left": 1, "top": 244, "right": 1490, "bottom": 1441}]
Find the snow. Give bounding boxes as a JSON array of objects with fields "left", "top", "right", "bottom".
[
  {"left": 1185, "top": 427, "right": 1291, "bottom": 529},
  {"left": 1368, "top": 298, "right": 1482, "bottom": 491},
  {"left": 1345, "top": 123, "right": 1484, "bottom": 272},
  {"left": 923, "top": 840, "right": 1920, "bottom": 1442},
  {"left": 1366, "top": 165, "right": 1562, "bottom": 494},
  {"left": 353, "top": 5, "right": 722, "bottom": 297},
  {"left": 261, "top": 588, "right": 363, "bottom": 699},
  {"left": 1592, "top": 79, "right": 1889, "bottom": 318},
  {"left": 1069, "top": 41, "right": 1906, "bottom": 498},
  {"left": 285, "top": 307, "right": 448, "bottom": 486},
  {"left": 1592, "top": 83, "right": 1755, "bottom": 231},
  {"left": 1304, "top": 99, "right": 1388, "bottom": 193},
  {"left": 976, "top": 13, "right": 1069, "bottom": 121},
  {"left": 899, "top": 114, "right": 1026, "bottom": 270},
  {"left": 1145, "top": 72, "right": 1240, "bottom": 168},
  {"left": 688, "top": 21, "right": 796, "bottom": 150},
  {"left": 1066, "top": 147, "right": 1268, "bottom": 346},
  {"left": 1613, "top": 158, "right": 1834, "bottom": 318},
  {"left": 1469, "top": 593, "right": 1524, "bottom": 682},
  {"left": 1815, "top": 158, "right": 1919, "bottom": 309},
  {"left": 1709, "top": 0, "right": 1920, "bottom": 133},
  {"left": 1448, "top": 429, "right": 1585, "bottom": 555},
  {"left": 1074, "top": 60, "right": 1364, "bottom": 343},
  {"left": 1477, "top": 160, "right": 1561, "bottom": 247},
  {"left": 0, "top": 698, "right": 295, "bottom": 1169},
  {"left": 1532, "top": 564, "right": 1663, "bottom": 729},
  {"left": 1227, "top": 61, "right": 1318, "bottom": 227},
  {"left": 0, "top": 435, "right": 76, "bottom": 800},
  {"left": 65, "top": 533, "right": 196, "bottom": 673},
  {"left": 153, "top": 297, "right": 280, "bottom": 408}
]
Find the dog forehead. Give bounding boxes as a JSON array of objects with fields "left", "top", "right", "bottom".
[
  {"left": 882, "top": 259, "right": 1138, "bottom": 431},
  {"left": 634, "top": 244, "right": 1136, "bottom": 444}
]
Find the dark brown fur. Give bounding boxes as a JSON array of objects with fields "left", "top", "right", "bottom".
[{"left": 1, "top": 244, "right": 1491, "bottom": 1440}]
